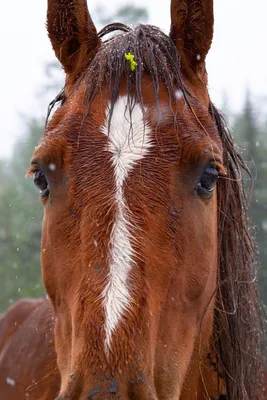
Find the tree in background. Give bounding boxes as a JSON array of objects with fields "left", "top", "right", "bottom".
[
  {"left": 0, "top": 120, "right": 45, "bottom": 310},
  {"left": 95, "top": 4, "right": 148, "bottom": 26},
  {"left": 232, "top": 92, "right": 267, "bottom": 303}
]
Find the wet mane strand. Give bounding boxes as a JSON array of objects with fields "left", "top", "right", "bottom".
[
  {"left": 47, "top": 24, "right": 188, "bottom": 126},
  {"left": 210, "top": 104, "right": 265, "bottom": 399},
  {"left": 47, "top": 23, "right": 265, "bottom": 399},
  {"left": 82, "top": 23, "right": 189, "bottom": 134}
]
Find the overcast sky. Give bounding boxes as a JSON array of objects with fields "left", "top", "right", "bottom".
[{"left": 0, "top": 0, "right": 266, "bottom": 157}]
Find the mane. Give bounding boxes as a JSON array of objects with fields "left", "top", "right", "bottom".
[
  {"left": 46, "top": 23, "right": 265, "bottom": 399},
  {"left": 47, "top": 24, "right": 189, "bottom": 125},
  {"left": 211, "top": 104, "right": 265, "bottom": 399}
]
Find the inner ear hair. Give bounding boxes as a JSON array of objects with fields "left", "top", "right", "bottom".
[
  {"left": 170, "top": 0, "right": 214, "bottom": 76},
  {"left": 47, "top": 0, "right": 100, "bottom": 75}
]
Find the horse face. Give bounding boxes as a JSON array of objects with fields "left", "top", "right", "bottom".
[
  {"left": 31, "top": 77, "right": 222, "bottom": 398},
  {"left": 29, "top": 0, "right": 226, "bottom": 398}
]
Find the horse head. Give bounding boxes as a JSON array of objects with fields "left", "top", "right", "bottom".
[{"left": 27, "top": 1, "right": 264, "bottom": 398}]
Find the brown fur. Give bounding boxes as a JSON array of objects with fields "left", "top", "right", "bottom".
[
  {"left": 0, "top": 1, "right": 264, "bottom": 399},
  {"left": 0, "top": 299, "right": 60, "bottom": 398},
  {"left": 0, "top": 299, "right": 226, "bottom": 399},
  {"left": 170, "top": 0, "right": 214, "bottom": 79}
]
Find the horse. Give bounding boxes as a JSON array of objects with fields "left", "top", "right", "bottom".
[
  {"left": 0, "top": 298, "right": 225, "bottom": 399},
  {"left": 0, "top": 298, "right": 60, "bottom": 398},
  {"left": 0, "top": 0, "right": 265, "bottom": 398}
]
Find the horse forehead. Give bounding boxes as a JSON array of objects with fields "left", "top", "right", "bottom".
[{"left": 101, "top": 96, "right": 152, "bottom": 158}]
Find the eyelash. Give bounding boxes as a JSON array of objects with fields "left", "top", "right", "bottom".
[
  {"left": 33, "top": 169, "right": 50, "bottom": 198},
  {"left": 196, "top": 162, "right": 225, "bottom": 197}
]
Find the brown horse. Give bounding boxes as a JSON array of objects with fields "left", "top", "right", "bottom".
[
  {"left": 0, "top": 298, "right": 60, "bottom": 399},
  {"left": 0, "top": 298, "right": 225, "bottom": 399},
  {"left": 0, "top": 0, "right": 265, "bottom": 398}
]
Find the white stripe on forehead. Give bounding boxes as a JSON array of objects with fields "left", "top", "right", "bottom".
[{"left": 101, "top": 95, "right": 152, "bottom": 352}]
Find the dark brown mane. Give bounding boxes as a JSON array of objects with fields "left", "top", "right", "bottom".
[
  {"left": 211, "top": 104, "right": 265, "bottom": 399},
  {"left": 46, "top": 23, "right": 265, "bottom": 399},
  {"left": 47, "top": 24, "right": 189, "bottom": 126}
]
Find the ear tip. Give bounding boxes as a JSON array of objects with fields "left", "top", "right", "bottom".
[
  {"left": 169, "top": 0, "right": 214, "bottom": 75},
  {"left": 47, "top": 0, "right": 99, "bottom": 75}
]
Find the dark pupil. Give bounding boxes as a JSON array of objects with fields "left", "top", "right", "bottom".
[
  {"left": 34, "top": 170, "right": 47, "bottom": 192},
  {"left": 201, "top": 167, "right": 218, "bottom": 191}
]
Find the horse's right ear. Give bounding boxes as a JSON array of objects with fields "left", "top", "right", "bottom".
[
  {"left": 170, "top": 0, "right": 214, "bottom": 79},
  {"left": 47, "top": 0, "right": 100, "bottom": 78}
]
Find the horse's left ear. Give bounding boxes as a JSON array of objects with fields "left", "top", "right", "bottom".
[
  {"left": 47, "top": 0, "right": 100, "bottom": 78},
  {"left": 170, "top": 0, "right": 214, "bottom": 78}
]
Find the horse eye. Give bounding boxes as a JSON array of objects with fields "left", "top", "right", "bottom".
[
  {"left": 197, "top": 165, "right": 219, "bottom": 197},
  {"left": 33, "top": 169, "right": 49, "bottom": 198}
]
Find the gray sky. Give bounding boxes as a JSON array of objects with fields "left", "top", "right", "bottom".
[{"left": 0, "top": 0, "right": 266, "bottom": 157}]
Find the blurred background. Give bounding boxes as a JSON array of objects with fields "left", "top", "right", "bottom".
[{"left": 0, "top": 0, "right": 266, "bottom": 311}]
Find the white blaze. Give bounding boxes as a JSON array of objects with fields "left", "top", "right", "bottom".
[{"left": 101, "top": 96, "right": 152, "bottom": 351}]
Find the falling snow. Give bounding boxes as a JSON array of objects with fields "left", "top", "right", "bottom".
[
  {"left": 49, "top": 163, "right": 56, "bottom": 171},
  {"left": 175, "top": 89, "right": 183, "bottom": 100},
  {"left": 6, "top": 377, "right": 15, "bottom": 386}
]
